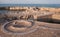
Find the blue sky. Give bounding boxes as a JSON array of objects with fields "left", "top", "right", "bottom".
[{"left": 0, "top": 0, "right": 60, "bottom": 4}]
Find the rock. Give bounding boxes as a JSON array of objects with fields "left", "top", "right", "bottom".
[{"left": 52, "top": 14, "right": 60, "bottom": 23}]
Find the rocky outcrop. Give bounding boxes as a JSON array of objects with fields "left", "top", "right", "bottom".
[{"left": 0, "top": 7, "right": 60, "bottom": 22}]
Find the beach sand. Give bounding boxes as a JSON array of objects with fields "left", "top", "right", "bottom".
[{"left": 0, "top": 7, "right": 60, "bottom": 37}]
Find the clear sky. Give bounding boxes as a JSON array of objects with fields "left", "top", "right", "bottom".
[{"left": 0, "top": 0, "right": 60, "bottom": 4}]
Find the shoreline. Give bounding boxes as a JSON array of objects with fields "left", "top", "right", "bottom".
[
  {"left": 0, "top": 7, "right": 60, "bottom": 12},
  {"left": 0, "top": 7, "right": 60, "bottom": 23}
]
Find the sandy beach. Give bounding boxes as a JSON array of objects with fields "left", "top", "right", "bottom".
[{"left": 0, "top": 7, "right": 60, "bottom": 37}]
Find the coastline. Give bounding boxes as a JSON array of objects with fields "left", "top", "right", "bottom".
[
  {"left": 0, "top": 6, "right": 60, "bottom": 37},
  {"left": 0, "top": 7, "right": 60, "bottom": 22},
  {"left": 0, "top": 7, "right": 60, "bottom": 12}
]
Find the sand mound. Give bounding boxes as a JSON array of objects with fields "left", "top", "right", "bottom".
[{"left": 2, "top": 20, "right": 39, "bottom": 35}]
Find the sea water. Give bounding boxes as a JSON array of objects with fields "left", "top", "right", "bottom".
[{"left": 0, "top": 4, "right": 60, "bottom": 8}]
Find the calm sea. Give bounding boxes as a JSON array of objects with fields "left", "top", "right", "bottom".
[{"left": 0, "top": 4, "right": 60, "bottom": 8}]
